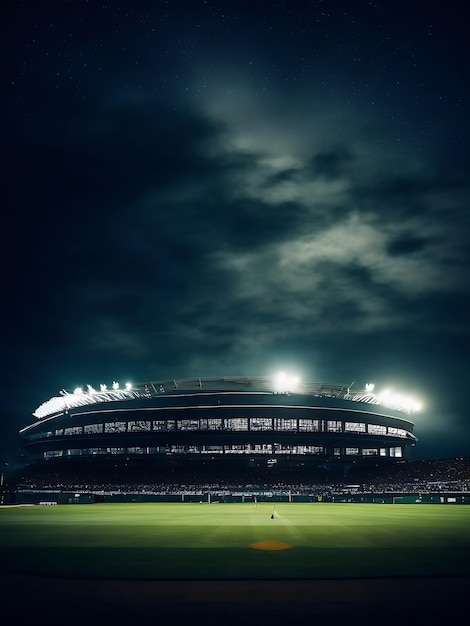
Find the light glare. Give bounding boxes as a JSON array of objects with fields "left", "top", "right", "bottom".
[{"left": 273, "top": 371, "right": 300, "bottom": 393}]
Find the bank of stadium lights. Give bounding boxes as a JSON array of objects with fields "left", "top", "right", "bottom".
[
  {"left": 273, "top": 371, "right": 300, "bottom": 394},
  {"left": 376, "top": 389, "right": 422, "bottom": 414},
  {"left": 33, "top": 381, "right": 136, "bottom": 419},
  {"left": 72, "top": 381, "right": 133, "bottom": 395},
  {"left": 354, "top": 383, "right": 423, "bottom": 414}
]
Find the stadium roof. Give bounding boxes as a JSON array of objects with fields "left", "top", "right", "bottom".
[{"left": 31, "top": 376, "right": 422, "bottom": 419}]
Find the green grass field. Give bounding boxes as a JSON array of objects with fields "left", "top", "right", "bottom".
[{"left": 1, "top": 503, "right": 469, "bottom": 580}]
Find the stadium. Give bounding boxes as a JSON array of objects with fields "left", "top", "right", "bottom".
[
  {"left": 18, "top": 374, "right": 419, "bottom": 483},
  {"left": 4, "top": 375, "right": 469, "bottom": 626}
]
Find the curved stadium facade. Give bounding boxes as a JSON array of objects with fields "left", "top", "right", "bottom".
[{"left": 20, "top": 377, "right": 418, "bottom": 479}]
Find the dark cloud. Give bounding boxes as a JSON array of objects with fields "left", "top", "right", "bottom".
[
  {"left": 308, "top": 149, "right": 356, "bottom": 180},
  {"left": 386, "top": 234, "right": 433, "bottom": 256}
]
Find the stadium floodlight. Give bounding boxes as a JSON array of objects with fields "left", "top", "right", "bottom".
[
  {"left": 100, "top": 384, "right": 107, "bottom": 392},
  {"left": 273, "top": 371, "right": 300, "bottom": 393},
  {"left": 112, "top": 381, "right": 119, "bottom": 389},
  {"left": 365, "top": 383, "right": 375, "bottom": 392},
  {"left": 125, "top": 382, "right": 132, "bottom": 390},
  {"left": 73, "top": 386, "right": 83, "bottom": 395},
  {"left": 375, "top": 388, "right": 423, "bottom": 413}
]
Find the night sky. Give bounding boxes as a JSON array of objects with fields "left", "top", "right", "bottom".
[{"left": 3, "top": 1, "right": 469, "bottom": 464}]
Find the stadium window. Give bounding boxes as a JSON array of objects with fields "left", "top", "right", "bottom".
[
  {"left": 368, "top": 424, "right": 386, "bottom": 435},
  {"left": 274, "top": 418, "right": 297, "bottom": 431},
  {"left": 305, "top": 446, "right": 322, "bottom": 455},
  {"left": 345, "top": 422, "right": 366, "bottom": 433},
  {"left": 64, "top": 426, "right": 83, "bottom": 435},
  {"left": 204, "top": 445, "right": 223, "bottom": 454},
  {"left": 178, "top": 419, "right": 199, "bottom": 430},
  {"left": 84, "top": 423, "right": 103, "bottom": 434},
  {"left": 327, "top": 420, "right": 342, "bottom": 432},
  {"left": 89, "top": 447, "right": 104, "bottom": 455},
  {"left": 346, "top": 447, "right": 360, "bottom": 455},
  {"left": 388, "top": 427, "right": 407, "bottom": 438},
  {"left": 224, "top": 445, "right": 246, "bottom": 454},
  {"left": 250, "top": 418, "right": 273, "bottom": 431},
  {"left": 66, "top": 448, "right": 81, "bottom": 456},
  {"left": 251, "top": 444, "right": 273, "bottom": 454},
  {"left": 199, "top": 418, "right": 222, "bottom": 430},
  {"left": 154, "top": 446, "right": 169, "bottom": 454},
  {"left": 299, "top": 419, "right": 320, "bottom": 432},
  {"left": 104, "top": 422, "right": 126, "bottom": 433},
  {"left": 44, "top": 450, "right": 62, "bottom": 459},
  {"left": 224, "top": 418, "right": 248, "bottom": 431},
  {"left": 128, "top": 421, "right": 151, "bottom": 432}
]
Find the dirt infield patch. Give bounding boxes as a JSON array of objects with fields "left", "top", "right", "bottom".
[{"left": 250, "top": 540, "right": 292, "bottom": 550}]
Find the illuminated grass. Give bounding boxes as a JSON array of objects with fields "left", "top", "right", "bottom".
[{"left": 0, "top": 503, "right": 469, "bottom": 579}]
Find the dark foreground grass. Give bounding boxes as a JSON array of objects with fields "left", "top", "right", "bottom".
[{"left": 1, "top": 502, "right": 469, "bottom": 580}]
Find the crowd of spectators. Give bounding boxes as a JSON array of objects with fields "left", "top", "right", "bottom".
[{"left": 7, "top": 456, "right": 470, "bottom": 497}]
